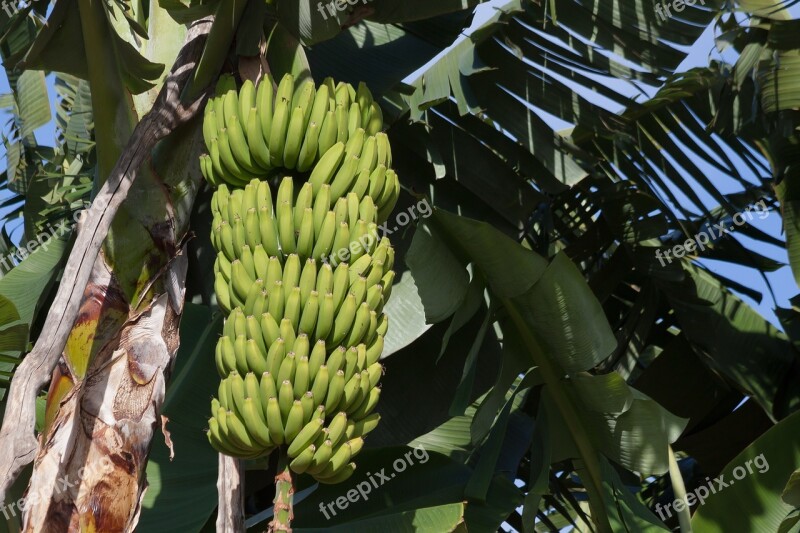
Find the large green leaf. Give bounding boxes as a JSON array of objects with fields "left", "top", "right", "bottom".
[
  {"left": 0, "top": 232, "right": 71, "bottom": 325},
  {"left": 691, "top": 409, "right": 800, "bottom": 532},
  {"left": 290, "top": 446, "right": 519, "bottom": 531}
]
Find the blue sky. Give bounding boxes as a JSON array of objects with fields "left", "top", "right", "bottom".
[{"left": 0, "top": 0, "right": 797, "bottom": 328}]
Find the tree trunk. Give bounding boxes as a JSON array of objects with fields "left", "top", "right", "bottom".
[
  {"left": 216, "top": 455, "right": 244, "bottom": 532},
  {"left": 0, "top": 17, "right": 215, "bottom": 531}
]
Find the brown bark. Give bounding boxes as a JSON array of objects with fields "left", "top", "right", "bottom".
[{"left": 0, "top": 15, "right": 214, "bottom": 528}]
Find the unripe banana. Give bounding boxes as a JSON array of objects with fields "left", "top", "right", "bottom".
[
  {"left": 232, "top": 335, "right": 249, "bottom": 378},
  {"left": 311, "top": 364, "right": 329, "bottom": 405},
  {"left": 375, "top": 132, "right": 392, "bottom": 169},
  {"left": 260, "top": 371, "right": 277, "bottom": 406},
  {"left": 351, "top": 413, "right": 380, "bottom": 436},
  {"left": 340, "top": 373, "right": 362, "bottom": 412},
  {"left": 218, "top": 221, "right": 236, "bottom": 262},
  {"left": 322, "top": 77, "right": 337, "bottom": 109},
  {"left": 284, "top": 400, "right": 305, "bottom": 442},
  {"left": 316, "top": 263, "right": 334, "bottom": 296},
  {"left": 293, "top": 334, "right": 310, "bottom": 369},
  {"left": 266, "top": 396, "right": 285, "bottom": 445},
  {"left": 347, "top": 102, "right": 361, "bottom": 136},
  {"left": 239, "top": 246, "right": 257, "bottom": 282},
  {"left": 295, "top": 80, "right": 315, "bottom": 121},
  {"left": 253, "top": 244, "right": 270, "bottom": 280},
  {"left": 351, "top": 169, "right": 371, "bottom": 200},
  {"left": 329, "top": 154, "right": 360, "bottom": 200},
  {"left": 238, "top": 79, "right": 256, "bottom": 122},
  {"left": 299, "top": 258, "right": 317, "bottom": 305},
  {"left": 296, "top": 208, "right": 315, "bottom": 260},
  {"left": 366, "top": 334, "right": 383, "bottom": 366},
  {"left": 367, "top": 165, "right": 387, "bottom": 204},
  {"left": 366, "top": 102, "right": 383, "bottom": 136},
  {"left": 299, "top": 290, "right": 320, "bottom": 336},
  {"left": 283, "top": 106, "right": 305, "bottom": 169},
  {"left": 203, "top": 106, "right": 219, "bottom": 148},
  {"left": 309, "top": 340, "right": 327, "bottom": 380},
  {"left": 226, "top": 114, "right": 260, "bottom": 173},
  {"left": 330, "top": 222, "right": 351, "bottom": 265},
  {"left": 331, "top": 263, "right": 350, "bottom": 312},
  {"left": 276, "top": 73, "right": 295, "bottom": 107},
  {"left": 316, "top": 292, "right": 335, "bottom": 341},
  {"left": 279, "top": 379, "right": 295, "bottom": 419},
  {"left": 344, "top": 347, "right": 359, "bottom": 383},
  {"left": 277, "top": 201, "right": 295, "bottom": 255},
  {"left": 334, "top": 82, "right": 350, "bottom": 108},
  {"left": 347, "top": 302, "right": 372, "bottom": 346},
  {"left": 296, "top": 121, "right": 320, "bottom": 173},
  {"left": 277, "top": 351, "right": 297, "bottom": 385},
  {"left": 326, "top": 346, "right": 346, "bottom": 375},
  {"left": 301, "top": 390, "right": 316, "bottom": 423},
  {"left": 241, "top": 397, "right": 273, "bottom": 448},
  {"left": 344, "top": 128, "right": 365, "bottom": 160},
  {"left": 349, "top": 255, "right": 371, "bottom": 280},
  {"left": 312, "top": 212, "right": 336, "bottom": 261},
  {"left": 381, "top": 271, "right": 395, "bottom": 302},
  {"left": 325, "top": 370, "right": 346, "bottom": 412},
  {"left": 313, "top": 184, "right": 332, "bottom": 236},
  {"left": 366, "top": 286, "right": 383, "bottom": 316},
  {"left": 256, "top": 179, "right": 272, "bottom": 211},
  {"left": 346, "top": 193, "right": 360, "bottom": 228},
  {"left": 261, "top": 312, "right": 281, "bottom": 347},
  {"left": 350, "top": 386, "right": 381, "bottom": 419},
  {"left": 287, "top": 416, "right": 324, "bottom": 458},
  {"left": 215, "top": 272, "right": 232, "bottom": 315},
  {"left": 200, "top": 154, "right": 220, "bottom": 186},
  {"left": 333, "top": 197, "right": 349, "bottom": 226},
  {"left": 259, "top": 206, "right": 281, "bottom": 258},
  {"left": 308, "top": 83, "right": 330, "bottom": 132},
  {"left": 290, "top": 444, "right": 316, "bottom": 473},
  {"left": 318, "top": 110, "right": 338, "bottom": 158},
  {"left": 257, "top": 74, "right": 275, "bottom": 137},
  {"left": 355, "top": 82, "right": 372, "bottom": 121},
  {"left": 308, "top": 440, "right": 334, "bottom": 475},
  {"left": 327, "top": 412, "right": 348, "bottom": 447},
  {"left": 284, "top": 287, "right": 303, "bottom": 331},
  {"left": 308, "top": 141, "right": 345, "bottom": 194},
  {"left": 268, "top": 98, "right": 290, "bottom": 167},
  {"left": 245, "top": 338, "right": 267, "bottom": 374},
  {"left": 335, "top": 104, "right": 349, "bottom": 144},
  {"left": 231, "top": 260, "right": 252, "bottom": 304},
  {"left": 246, "top": 107, "right": 272, "bottom": 169},
  {"left": 282, "top": 253, "right": 301, "bottom": 293},
  {"left": 244, "top": 208, "right": 262, "bottom": 250},
  {"left": 265, "top": 256, "right": 283, "bottom": 289},
  {"left": 316, "top": 443, "right": 354, "bottom": 480},
  {"left": 266, "top": 337, "right": 286, "bottom": 377},
  {"left": 218, "top": 129, "right": 258, "bottom": 181},
  {"left": 280, "top": 317, "right": 296, "bottom": 352}
]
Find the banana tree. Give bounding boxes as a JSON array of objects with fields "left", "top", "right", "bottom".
[{"left": 0, "top": 0, "right": 798, "bottom": 531}]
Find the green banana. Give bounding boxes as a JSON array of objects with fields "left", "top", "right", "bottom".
[
  {"left": 257, "top": 75, "right": 275, "bottom": 140},
  {"left": 268, "top": 98, "right": 290, "bottom": 167},
  {"left": 308, "top": 141, "right": 346, "bottom": 194},
  {"left": 283, "top": 106, "right": 306, "bottom": 169},
  {"left": 287, "top": 417, "right": 324, "bottom": 457}
]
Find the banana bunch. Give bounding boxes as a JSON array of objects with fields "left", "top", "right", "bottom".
[
  {"left": 199, "top": 73, "right": 389, "bottom": 192},
  {"left": 212, "top": 250, "right": 392, "bottom": 375},
  {"left": 208, "top": 354, "right": 382, "bottom": 482},
  {"left": 210, "top": 177, "right": 395, "bottom": 274},
  {"left": 203, "top": 75, "right": 400, "bottom": 485}
]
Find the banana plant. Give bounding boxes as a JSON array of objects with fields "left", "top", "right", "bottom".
[{"left": 0, "top": 0, "right": 798, "bottom": 531}]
